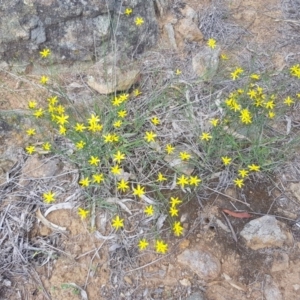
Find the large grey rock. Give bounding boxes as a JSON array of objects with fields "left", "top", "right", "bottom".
[
  {"left": 177, "top": 248, "right": 221, "bottom": 280},
  {"left": 0, "top": 0, "right": 158, "bottom": 63},
  {"left": 240, "top": 215, "right": 293, "bottom": 250}
]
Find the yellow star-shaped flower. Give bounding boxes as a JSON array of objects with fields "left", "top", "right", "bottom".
[
  {"left": 138, "top": 238, "right": 149, "bottom": 250},
  {"left": 43, "top": 191, "right": 55, "bottom": 204},
  {"left": 135, "top": 16, "right": 144, "bottom": 26},
  {"left": 132, "top": 184, "right": 145, "bottom": 197},
  {"left": 155, "top": 240, "right": 168, "bottom": 254},
  {"left": 78, "top": 207, "right": 89, "bottom": 220},
  {"left": 177, "top": 174, "right": 189, "bottom": 189},
  {"left": 113, "top": 150, "right": 126, "bottom": 164},
  {"left": 144, "top": 131, "right": 157, "bottom": 143},
  {"left": 111, "top": 215, "right": 124, "bottom": 230},
  {"left": 144, "top": 205, "right": 154, "bottom": 216}
]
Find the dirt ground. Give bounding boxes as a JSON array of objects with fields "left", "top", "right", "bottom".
[{"left": 1, "top": 0, "right": 300, "bottom": 299}]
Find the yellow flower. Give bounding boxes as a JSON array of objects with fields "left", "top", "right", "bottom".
[
  {"left": 207, "top": 38, "right": 217, "bottom": 49},
  {"left": 138, "top": 238, "right": 149, "bottom": 250},
  {"left": 113, "top": 150, "right": 126, "bottom": 164},
  {"left": 25, "top": 145, "right": 35, "bottom": 155},
  {"left": 290, "top": 64, "right": 300, "bottom": 78},
  {"left": 179, "top": 151, "right": 191, "bottom": 161},
  {"left": 173, "top": 221, "right": 184, "bottom": 236},
  {"left": 240, "top": 109, "right": 252, "bottom": 124},
  {"left": 112, "top": 215, "right": 124, "bottom": 230},
  {"left": 113, "top": 120, "right": 123, "bottom": 128},
  {"left": 200, "top": 132, "right": 212, "bottom": 141},
  {"left": 40, "top": 75, "right": 49, "bottom": 84},
  {"left": 47, "top": 96, "right": 58, "bottom": 105},
  {"left": 117, "top": 179, "right": 129, "bottom": 192},
  {"left": 189, "top": 175, "right": 201, "bottom": 186},
  {"left": 267, "top": 111, "right": 275, "bottom": 119},
  {"left": 170, "top": 197, "right": 182, "bottom": 207},
  {"left": 55, "top": 114, "right": 69, "bottom": 125},
  {"left": 89, "top": 156, "right": 100, "bottom": 166},
  {"left": 135, "top": 16, "right": 144, "bottom": 26},
  {"left": 175, "top": 69, "right": 182, "bottom": 75},
  {"left": 42, "top": 142, "right": 51, "bottom": 151},
  {"left": 144, "top": 131, "right": 157, "bottom": 142},
  {"left": 233, "top": 178, "right": 244, "bottom": 188},
  {"left": 151, "top": 116, "right": 160, "bottom": 125},
  {"left": 124, "top": 7, "right": 133, "bottom": 16},
  {"left": 119, "top": 93, "right": 129, "bottom": 102},
  {"left": 112, "top": 96, "right": 122, "bottom": 107},
  {"left": 210, "top": 118, "right": 219, "bottom": 127},
  {"left": 221, "top": 53, "right": 228, "bottom": 60},
  {"left": 111, "top": 164, "right": 122, "bottom": 175},
  {"left": 230, "top": 67, "right": 244, "bottom": 80},
  {"left": 79, "top": 177, "right": 90, "bottom": 187},
  {"left": 33, "top": 108, "right": 44, "bottom": 118},
  {"left": 157, "top": 172, "right": 167, "bottom": 182},
  {"left": 238, "top": 169, "right": 249, "bottom": 178},
  {"left": 26, "top": 128, "right": 36, "bottom": 136},
  {"left": 144, "top": 205, "right": 154, "bottom": 216},
  {"left": 265, "top": 100, "right": 275, "bottom": 109},
  {"left": 55, "top": 105, "right": 65, "bottom": 115},
  {"left": 59, "top": 125, "right": 67, "bottom": 135},
  {"left": 248, "top": 164, "right": 260, "bottom": 171},
  {"left": 118, "top": 110, "right": 127, "bottom": 118},
  {"left": 87, "top": 113, "right": 100, "bottom": 125},
  {"left": 221, "top": 156, "right": 232, "bottom": 166},
  {"left": 74, "top": 123, "right": 86, "bottom": 132},
  {"left": 283, "top": 96, "right": 294, "bottom": 106},
  {"left": 155, "top": 240, "right": 168, "bottom": 254},
  {"left": 250, "top": 73, "right": 260, "bottom": 80},
  {"left": 28, "top": 100, "right": 37, "bottom": 109},
  {"left": 39, "top": 48, "right": 51, "bottom": 58},
  {"left": 92, "top": 173, "right": 104, "bottom": 184},
  {"left": 76, "top": 140, "right": 86, "bottom": 150},
  {"left": 132, "top": 184, "right": 145, "bottom": 197},
  {"left": 177, "top": 174, "right": 189, "bottom": 189},
  {"left": 133, "top": 88, "right": 142, "bottom": 96},
  {"left": 169, "top": 206, "right": 179, "bottom": 217},
  {"left": 165, "top": 144, "right": 175, "bottom": 154},
  {"left": 78, "top": 207, "right": 89, "bottom": 220},
  {"left": 43, "top": 191, "right": 55, "bottom": 204}
]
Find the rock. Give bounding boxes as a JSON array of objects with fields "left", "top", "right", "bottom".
[
  {"left": 177, "top": 248, "right": 221, "bottom": 280},
  {"left": 240, "top": 215, "right": 293, "bottom": 250},
  {"left": 186, "top": 292, "right": 205, "bottom": 300},
  {"left": 164, "top": 145, "right": 195, "bottom": 175},
  {"left": 164, "top": 23, "right": 177, "bottom": 50},
  {"left": 192, "top": 46, "right": 220, "bottom": 80},
  {"left": 179, "top": 278, "right": 191, "bottom": 286},
  {"left": 289, "top": 182, "right": 300, "bottom": 203},
  {"left": 293, "top": 284, "right": 300, "bottom": 291},
  {"left": 20, "top": 156, "right": 63, "bottom": 186},
  {"left": 271, "top": 252, "right": 289, "bottom": 272},
  {"left": 87, "top": 54, "right": 140, "bottom": 94},
  {"left": 176, "top": 18, "right": 203, "bottom": 42},
  {"left": 263, "top": 275, "right": 282, "bottom": 300},
  {"left": 180, "top": 5, "right": 198, "bottom": 23},
  {"left": 0, "top": 0, "right": 158, "bottom": 63}
]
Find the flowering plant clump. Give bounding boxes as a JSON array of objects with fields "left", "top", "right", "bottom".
[{"left": 23, "top": 27, "right": 299, "bottom": 258}]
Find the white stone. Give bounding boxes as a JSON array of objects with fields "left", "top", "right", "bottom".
[
  {"left": 177, "top": 248, "right": 221, "bottom": 280},
  {"left": 240, "top": 215, "right": 293, "bottom": 250}
]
